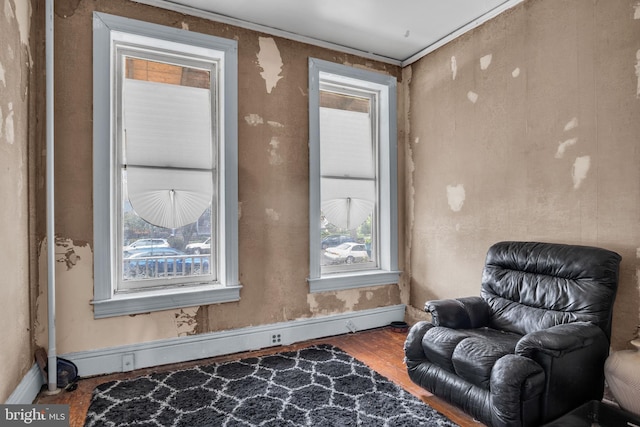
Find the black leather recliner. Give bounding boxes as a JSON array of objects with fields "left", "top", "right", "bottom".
[{"left": 404, "top": 241, "right": 621, "bottom": 427}]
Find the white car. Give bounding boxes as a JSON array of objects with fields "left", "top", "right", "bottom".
[
  {"left": 123, "top": 238, "right": 170, "bottom": 253},
  {"left": 185, "top": 237, "right": 211, "bottom": 254},
  {"left": 324, "top": 242, "right": 369, "bottom": 264}
]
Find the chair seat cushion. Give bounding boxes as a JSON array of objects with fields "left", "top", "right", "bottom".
[{"left": 423, "top": 326, "right": 521, "bottom": 389}]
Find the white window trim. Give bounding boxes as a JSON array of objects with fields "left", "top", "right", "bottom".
[
  {"left": 92, "top": 12, "right": 240, "bottom": 318},
  {"left": 308, "top": 58, "right": 400, "bottom": 292}
]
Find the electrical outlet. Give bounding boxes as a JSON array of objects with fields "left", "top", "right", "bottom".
[
  {"left": 346, "top": 320, "right": 357, "bottom": 333},
  {"left": 271, "top": 333, "right": 282, "bottom": 345},
  {"left": 122, "top": 353, "right": 135, "bottom": 372}
]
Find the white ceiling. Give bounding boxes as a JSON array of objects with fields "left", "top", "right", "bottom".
[{"left": 135, "top": 0, "right": 524, "bottom": 66}]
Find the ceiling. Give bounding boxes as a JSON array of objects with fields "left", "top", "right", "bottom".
[{"left": 135, "top": 0, "right": 524, "bottom": 66}]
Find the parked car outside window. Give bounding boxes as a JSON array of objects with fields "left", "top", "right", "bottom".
[
  {"left": 321, "top": 235, "right": 355, "bottom": 249},
  {"left": 124, "top": 248, "right": 209, "bottom": 278},
  {"left": 324, "top": 242, "right": 369, "bottom": 264},
  {"left": 123, "top": 238, "right": 170, "bottom": 253},
  {"left": 185, "top": 237, "right": 211, "bottom": 254}
]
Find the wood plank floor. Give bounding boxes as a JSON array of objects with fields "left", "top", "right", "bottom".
[{"left": 36, "top": 327, "right": 484, "bottom": 427}]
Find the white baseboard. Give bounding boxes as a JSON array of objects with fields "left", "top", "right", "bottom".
[
  {"left": 5, "top": 364, "right": 45, "bottom": 404},
  {"left": 7, "top": 304, "right": 405, "bottom": 403}
]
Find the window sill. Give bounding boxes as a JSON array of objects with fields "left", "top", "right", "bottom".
[
  {"left": 92, "top": 283, "right": 242, "bottom": 318},
  {"left": 307, "top": 270, "right": 401, "bottom": 293}
]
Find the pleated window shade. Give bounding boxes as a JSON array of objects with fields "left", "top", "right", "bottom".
[
  {"left": 320, "top": 106, "right": 375, "bottom": 230},
  {"left": 123, "top": 78, "right": 214, "bottom": 229}
]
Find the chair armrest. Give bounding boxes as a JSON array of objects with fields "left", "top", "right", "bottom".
[
  {"left": 515, "top": 322, "right": 607, "bottom": 358},
  {"left": 404, "top": 321, "right": 434, "bottom": 363},
  {"left": 425, "top": 296, "right": 490, "bottom": 329},
  {"left": 490, "top": 354, "right": 545, "bottom": 427}
]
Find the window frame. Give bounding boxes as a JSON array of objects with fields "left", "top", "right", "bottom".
[
  {"left": 92, "top": 12, "right": 240, "bottom": 318},
  {"left": 308, "top": 58, "right": 400, "bottom": 292}
]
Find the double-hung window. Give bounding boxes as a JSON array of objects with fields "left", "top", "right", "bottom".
[
  {"left": 308, "top": 59, "right": 400, "bottom": 292},
  {"left": 92, "top": 13, "right": 240, "bottom": 318}
]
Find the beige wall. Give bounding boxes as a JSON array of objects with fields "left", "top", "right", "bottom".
[
  {"left": 0, "top": 0, "right": 33, "bottom": 402},
  {"left": 31, "top": 0, "right": 404, "bottom": 355},
  {"left": 406, "top": 0, "right": 640, "bottom": 350}
]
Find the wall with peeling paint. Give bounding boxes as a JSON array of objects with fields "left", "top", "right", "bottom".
[
  {"left": 0, "top": 0, "right": 33, "bottom": 403},
  {"left": 406, "top": 0, "right": 640, "bottom": 350},
  {"left": 28, "top": 0, "right": 404, "bottom": 356}
]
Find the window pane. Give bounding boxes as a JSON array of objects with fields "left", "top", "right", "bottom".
[
  {"left": 118, "top": 55, "right": 216, "bottom": 291},
  {"left": 319, "top": 89, "right": 377, "bottom": 274}
]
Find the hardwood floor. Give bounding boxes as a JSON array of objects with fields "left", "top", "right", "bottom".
[{"left": 35, "top": 327, "right": 483, "bottom": 427}]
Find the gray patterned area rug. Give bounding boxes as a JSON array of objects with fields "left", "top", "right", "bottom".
[{"left": 84, "top": 344, "right": 458, "bottom": 427}]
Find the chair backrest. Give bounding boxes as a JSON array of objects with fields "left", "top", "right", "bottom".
[{"left": 480, "top": 241, "right": 621, "bottom": 339}]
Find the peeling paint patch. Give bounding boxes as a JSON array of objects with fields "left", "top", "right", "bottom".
[
  {"left": 512, "top": 67, "right": 520, "bottom": 78},
  {"left": 572, "top": 155, "right": 591, "bottom": 189},
  {"left": 450, "top": 56, "right": 457, "bottom": 80},
  {"left": 564, "top": 117, "right": 579, "bottom": 131},
  {"left": 265, "top": 208, "right": 280, "bottom": 221},
  {"left": 636, "top": 49, "right": 640, "bottom": 98},
  {"left": 5, "top": 102, "right": 14, "bottom": 144},
  {"left": 257, "top": 37, "right": 283, "bottom": 94},
  {"left": 0, "top": 106, "right": 3, "bottom": 138},
  {"left": 0, "top": 61, "right": 5, "bottom": 87},
  {"left": 446, "top": 184, "right": 465, "bottom": 212},
  {"left": 480, "top": 54, "right": 492, "bottom": 70},
  {"left": 268, "top": 137, "right": 283, "bottom": 165},
  {"left": 635, "top": 2, "right": 640, "bottom": 19},
  {"left": 55, "top": 238, "right": 81, "bottom": 270},
  {"left": 244, "top": 114, "right": 264, "bottom": 126},
  {"left": 267, "top": 121, "right": 284, "bottom": 128},
  {"left": 13, "top": 0, "right": 31, "bottom": 47},
  {"left": 181, "top": 22, "right": 189, "bottom": 30},
  {"left": 467, "top": 91, "right": 478, "bottom": 103},
  {"left": 555, "top": 138, "right": 578, "bottom": 159},
  {"left": 4, "top": 0, "right": 14, "bottom": 21},
  {"left": 175, "top": 307, "right": 198, "bottom": 337},
  {"left": 414, "top": 137, "right": 420, "bottom": 144}
]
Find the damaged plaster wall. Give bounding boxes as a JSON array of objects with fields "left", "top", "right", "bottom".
[
  {"left": 31, "top": 0, "right": 404, "bottom": 355},
  {"left": 407, "top": 0, "right": 640, "bottom": 350},
  {"left": 0, "top": 0, "right": 32, "bottom": 402}
]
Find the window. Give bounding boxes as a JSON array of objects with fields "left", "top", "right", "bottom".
[
  {"left": 308, "top": 58, "right": 400, "bottom": 292},
  {"left": 92, "top": 13, "right": 240, "bottom": 318}
]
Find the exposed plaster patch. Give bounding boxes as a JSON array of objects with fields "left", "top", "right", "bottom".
[
  {"left": 0, "top": 61, "right": 5, "bottom": 87},
  {"left": 267, "top": 121, "right": 284, "bottom": 128},
  {"left": 450, "top": 56, "right": 457, "bottom": 80},
  {"left": 175, "top": 307, "right": 198, "bottom": 337},
  {"left": 512, "top": 68, "right": 520, "bottom": 78},
  {"left": 55, "top": 238, "right": 81, "bottom": 270},
  {"left": 572, "top": 155, "right": 591, "bottom": 189},
  {"left": 181, "top": 22, "right": 189, "bottom": 30},
  {"left": 467, "top": 91, "right": 478, "bottom": 103},
  {"left": 5, "top": 102, "right": 14, "bottom": 144},
  {"left": 13, "top": 0, "right": 31, "bottom": 47},
  {"left": 257, "top": 37, "right": 283, "bottom": 94},
  {"left": 0, "top": 105, "right": 3, "bottom": 138},
  {"left": 480, "top": 54, "right": 492, "bottom": 70},
  {"left": 636, "top": 50, "right": 640, "bottom": 98},
  {"left": 564, "top": 117, "right": 579, "bottom": 131},
  {"left": 265, "top": 208, "right": 280, "bottom": 221},
  {"left": 414, "top": 137, "right": 420, "bottom": 144},
  {"left": 268, "top": 137, "right": 283, "bottom": 165},
  {"left": 555, "top": 138, "right": 578, "bottom": 159},
  {"left": 446, "top": 184, "right": 465, "bottom": 212},
  {"left": 7, "top": 44, "right": 14, "bottom": 60},
  {"left": 244, "top": 114, "right": 264, "bottom": 126},
  {"left": 238, "top": 201, "right": 243, "bottom": 219},
  {"left": 635, "top": 2, "right": 640, "bottom": 19},
  {"left": 4, "top": 0, "right": 14, "bottom": 21}
]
